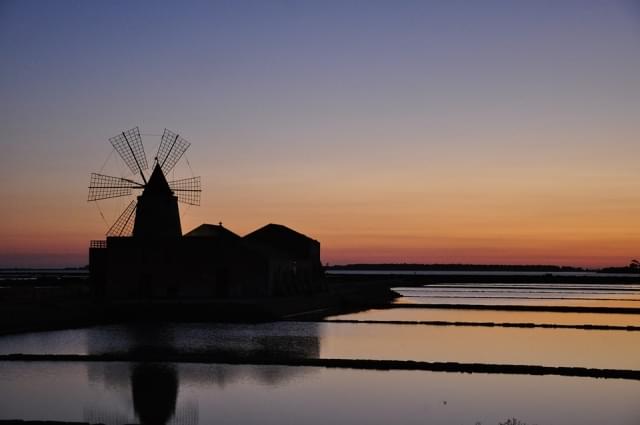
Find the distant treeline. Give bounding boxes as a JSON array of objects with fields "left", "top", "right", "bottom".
[
  {"left": 598, "top": 266, "right": 640, "bottom": 274},
  {"left": 327, "top": 263, "right": 586, "bottom": 272},
  {"left": 0, "top": 266, "right": 88, "bottom": 271}
]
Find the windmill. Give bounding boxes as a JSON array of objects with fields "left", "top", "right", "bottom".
[{"left": 88, "top": 127, "right": 201, "bottom": 238}]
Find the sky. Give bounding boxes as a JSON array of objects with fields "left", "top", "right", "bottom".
[{"left": 1, "top": 0, "right": 639, "bottom": 268}]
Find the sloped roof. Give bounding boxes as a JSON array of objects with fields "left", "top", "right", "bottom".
[
  {"left": 243, "top": 223, "right": 319, "bottom": 259},
  {"left": 245, "top": 223, "right": 316, "bottom": 241},
  {"left": 184, "top": 224, "right": 241, "bottom": 240},
  {"left": 144, "top": 163, "right": 173, "bottom": 197}
]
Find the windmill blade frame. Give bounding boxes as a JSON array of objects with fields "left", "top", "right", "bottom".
[
  {"left": 109, "top": 127, "right": 148, "bottom": 181},
  {"left": 169, "top": 176, "right": 201, "bottom": 206},
  {"left": 107, "top": 199, "right": 137, "bottom": 237},
  {"left": 157, "top": 128, "right": 190, "bottom": 175},
  {"left": 90, "top": 126, "right": 202, "bottom": 236},
  {"left": 88, "top": 173, "right": 144, "bottom": 201}
]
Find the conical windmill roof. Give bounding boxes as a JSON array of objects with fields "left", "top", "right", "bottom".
[
  {"left": 132, "top": 163, "right": 181, "bottom": 238},
  {"left": 144, "top": 164, "right": 173, "bottom": 196}
]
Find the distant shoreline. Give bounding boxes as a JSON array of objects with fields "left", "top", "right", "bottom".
[
  {"left": 2, "top": 263, "right": 639, "bottom": 274},
  {"left": 327, "top": 263, "right": 640, "bottom": 274},
  {"left": 326, "top": 269, "right": 640, "bottom": 278}
]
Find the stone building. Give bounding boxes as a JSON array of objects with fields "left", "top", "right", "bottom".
[{"left": 89, "top": 164, "right": 323, "bottom": 300}]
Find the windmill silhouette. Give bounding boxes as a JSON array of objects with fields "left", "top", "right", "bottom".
[{"left": 88, "top": 127, "right": 201, "bottom": 238}]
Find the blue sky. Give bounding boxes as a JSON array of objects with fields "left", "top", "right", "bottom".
[{"left": 1, "top": 1, "right": 639, "bottom": 266}]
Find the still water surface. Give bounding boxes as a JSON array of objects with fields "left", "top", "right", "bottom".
[
  {"left": 0, "top": 321, "right": 638, "bottom": 369},
  {"left": 1, "top": 281, "right": 639, "bottom": 424},
  {"left": 1, "top": 361, "right": 638, "bottom": 425},
  {"left": 330, "top": 307, "right": 640, "bottom": 327},
  {"left": 392, "top": 283, "right": 640, "bottom": 307}
]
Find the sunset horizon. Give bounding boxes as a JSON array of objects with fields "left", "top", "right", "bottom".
[
  {"left": 2, "top": 2, "right": 640, "bottom": 424},
  {"left": 2, "top": 1, "right": 639, "bottom": 269}
]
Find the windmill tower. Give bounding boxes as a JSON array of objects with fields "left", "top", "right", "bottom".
[{"left": 88, "top": 127, "right": 201, "bottom": 238}]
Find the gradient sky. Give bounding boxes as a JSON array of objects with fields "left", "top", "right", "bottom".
[{"left": 1, "top": 0, "right": 639, "bottom": 267}]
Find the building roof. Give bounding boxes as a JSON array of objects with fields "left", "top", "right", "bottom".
[
  {"left": 245, "top": 223, "right": 316, "bottom": 240},
  {"left": 243, "top": 223, "right": 319, "bottom": 260},
  {"left": 184, "top": 224, "right": 241, "bottom": 240}
]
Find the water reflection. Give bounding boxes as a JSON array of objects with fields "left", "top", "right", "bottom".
[
  {"left": 85, "top": 325, "right": 184, "bottom": 425},
  {"left": 84, "top": 322, "right": 321, "bottom": 360},
  {"left": 329, "top": 307, "right": 640, "bottom": 327},
  {"left": 84, "top": 362, "right": 199, "bottom": 425},
  {"left": 2, "top": 362, "right": 639, "bottom": 425},
  {"left": 2, "top": 320, "right": 637, "bottom": 369},
  {"left": 82, "top": 322, "right": 323, "bottom": 424},
  {"left": 392, "top": 284, "right": 640, "bottom": 308},
  {"left": 85, "top": 360, "right": 320, "bottom": 424},
  {"left": 131, "top": 363, "right": 178, "bottom": 425}
]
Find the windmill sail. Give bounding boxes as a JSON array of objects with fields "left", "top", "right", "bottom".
[
  {"left": 107, "top": 199, "right": 137, "bottom": 237},
  {"left": 109, "top": 127, "right": 148, "bottom": 179},
  {"left": 90, "top": 126, "right": 202, "bottom": 237},
  {"left": 88, "top": 173, "right": 144, "bottom": 201},
  {"left": 157, "top": 128, "right": 190, "bottom": 174},
  {"left": 168, "top": 176, "right": 201, "bottom": 205}
]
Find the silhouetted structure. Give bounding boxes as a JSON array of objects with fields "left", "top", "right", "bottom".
[
  {"left": 89, "top": 127, "right": 323, "bottom": 301},
  {"left": 133, "top": 164, "right": 182, "bottom": 238},
  {"left": 91, "top": 222, "right": 323, "bottom": 299},
  {"left": 88, "top": 127, "right": 200, "bottom": 237},
  {"left": 244, "top": 224, "right": 323, "bottom": 295},
  {"left": 131, "top": 364, "right": 178, "bottom": 425}
]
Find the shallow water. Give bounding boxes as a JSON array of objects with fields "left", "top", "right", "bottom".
[
  {"left": 2, "top": 281, "right": 639, "bottom": 424},
  {"left": 395, "top": 297, "right": 640, "bottom": 307},
  {"left": 327, "top": 270, "right": 640, "bottom": 277},
  {"left": 329, "top": 307, "right": 640, "bottom": 327},
  {"left": 1, "top": 362, "right": 639, "bottom": 425},
  {"left": 1, "top": 321, "right": 638, "bottom": 369},
  {"left": 392, "top": 283, "right": 640, "bottom": 308}
]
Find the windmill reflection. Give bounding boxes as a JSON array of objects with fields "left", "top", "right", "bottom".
[
  {"left": 131, "top": 363, "right": 178, "bottom": 425},
  {"left": 84, "top": 322, "right": 322, "bottom": 424},
  {"left": 85, "top": 324, "right": 190, "bottom": 425},
  {"left": 114, "top": 324, "right": 182, "bottom": 424},
  {"left": 84, "top": 362, "right": 195, "bottom": 425},
  {"left": 85, "top": 322, "right": 321, "bottom": 362}
]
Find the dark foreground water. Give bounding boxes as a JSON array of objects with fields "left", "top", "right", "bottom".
[
  {"left": 1, "top": 282, "right": 639, "bottom": 425},
  {"left": 1, "top": 362, "right": 639, "bottom": 425}
]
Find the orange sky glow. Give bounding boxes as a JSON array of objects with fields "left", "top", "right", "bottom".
[{"left": 1, "top": 1, "right": 639, "bottom": 268}]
